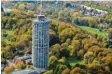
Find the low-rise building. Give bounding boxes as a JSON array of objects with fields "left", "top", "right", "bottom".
[
  {"left": 1, "top": 64, "right": 4, "bottom": 71},
  {"left": 13, "top": 55, "right": 32, "bottom": 64},
  {"left": 81, "top": 5, "right": 108, "bottom": 17},
  {"left": 11, "top": 69, "right": 40, "bottom": 74}
]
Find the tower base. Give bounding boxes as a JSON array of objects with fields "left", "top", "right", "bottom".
[{"left": 33, "top": 67, "right": 47, "bottom": 74}]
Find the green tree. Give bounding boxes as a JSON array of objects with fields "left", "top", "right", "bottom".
[
  {"left": 54, "top": 65, "right": 67, "bottom": 74},
  {"left": 49, "top": 56, "right": 57, "bottom": 69}
]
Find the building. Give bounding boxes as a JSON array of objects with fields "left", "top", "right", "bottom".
[
  {"left": 81, "top": 5, "right": 108, "bottom": 17},
  {"left": 13, "top": 55, "right": 31, "bottom": 64},
  {"left": 32, "top": 15, "right": 49, "bottom": 71},
  {"left": 1, "top": 64, "right": 4, "bottom": 71},
  {"left": 11, "top": 69, "right": 40, "bottom": 74},
  {"left": 66, "top": 3, "right": 79, "bottom": 9},
  {"left": 26, "top": 3, "right": 35, "bottom": 10}
]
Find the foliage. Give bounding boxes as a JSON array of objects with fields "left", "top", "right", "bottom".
[
  {"left": 44, "top": 70, "right": 53, "bottom": 74},
  {"left": 15, "top": 61, "right": 26, "bottom": 69},
  {"left": 4, "top": 66, "right": 15, "bottom": 74}
]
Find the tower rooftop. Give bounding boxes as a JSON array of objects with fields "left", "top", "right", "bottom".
[
  {"left": 37, "top": 14, "right": 45, "bottom": 20},
  {"left": 33, "top": 14, "right": 48, "bottom": 22}
]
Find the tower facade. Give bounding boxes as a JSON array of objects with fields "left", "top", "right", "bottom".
[{"left": 32, "top": 15, "right": 49, "bottom": 70}]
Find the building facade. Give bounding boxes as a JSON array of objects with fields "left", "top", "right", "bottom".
[{"left": 32, "top": 15, "right": 49, "bottom": 70}]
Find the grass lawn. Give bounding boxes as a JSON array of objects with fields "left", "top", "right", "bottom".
[
  {"left": 68, "top": 57, "right": 84, "bottom": 67},
  {"left": 68, "top": 57, "right": 101, "bottom": 67},
  {"left": 79, "top": 26, "right": 108, "bottom": 38}
]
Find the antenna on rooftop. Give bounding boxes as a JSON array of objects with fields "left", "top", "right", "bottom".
[{"left": 40, "top": 0, "right": 43, "bottom": 15}]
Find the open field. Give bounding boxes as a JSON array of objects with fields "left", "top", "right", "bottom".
[
  {"left": 79, "top": 26, "right": 108, "bottom": 37},
  {"left": 68, "top": 57, "right": 84, "bottom": 67}
]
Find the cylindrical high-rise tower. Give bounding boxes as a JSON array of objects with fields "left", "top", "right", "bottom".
[{"left": 32, "top": 15, "right": 49, "bottom": 71}]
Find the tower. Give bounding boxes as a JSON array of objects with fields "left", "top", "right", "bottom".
[{"left": 32, "top": 1, "right": 49, "bottom": 71}]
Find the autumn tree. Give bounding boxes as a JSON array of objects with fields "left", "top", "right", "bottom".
[
  {"left": 18, "top": 3, "right": 25, "bottom": 11},
  {"left": 59, "top": 43, "right": 70, "bottom": 58},
  {"left": 88, "top": 46, "right": 103, "bottom": 56},
  {"left": 4, "top": 66, "right": 15, "bottom": 74},
  {"left": 84, "top": 51, "right": 95, "bottom": 64},
  {"left": 50, "top": 44, "right": 61, "bottom": 58},
  {"left": 1, "top": 17, "right": 8, "bottom": 28},
  {"left": 80, "top": 16, "right": 97, "bottom": 28},
  {"left": 69, "top": 40, "right": 80, "bottom": 56},
  {"left": 27, "top": 10, "right": 34, "bottom": 17},
  {"left": 108, "top": 28, "right": 112, "bottom": 48},
  {"left": 59, "top": 27, "right": 76, "bottom": 42},
  {"left": 15, "top": 61, "right": 25, "bottom": 69},
  {"left": 61, "top": 68, "right": 70, "bottom": 74},
  {"left": 44, "top": 70, "right": 53, "bottom": 74},
  {"left": 58, "top": 57, "right": 66, "bottom": 64},
  {"left": 54, "top": 64, "right": 67, "bottom": 74},
  {"left": 77, "top": 49, "right": 85, "bottom": 59},
  {"left": 70, "top": 67, "right": 81, "bottom": 74},
  {"left": 49, "top": 56, "right": 57, "bottom": 69}
]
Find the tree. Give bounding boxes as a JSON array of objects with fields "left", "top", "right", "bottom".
[
  {"left": 4, "top": 66, "right": 15, "bottom": 74},
  {"left": 27, "top": 10, "right": 34, "bottom": 17},
  {"left": 69, "top": 40, "right": 80, "bottom": 56},
  {"left": 61, "top": 68, "right": 70, "bottom": 74},
  {"left": 84, "top": 51, "right": 94, "bottom": 64},
  {"left": 15, "top": 61, "right": 25, "bottom": 69},
  {"left": 58, "top": 57, "right": 66, "bottom": 64},
  {"left": 5, "top": 24, "right": 11, "bottom": 29},
  {"left": 70, "top": 67, "right": 81, "bottom": 74},
  {"left": 88, "top": 46, "right": 102, "bottom": 56},
  {"left": 59, "top": 43, "right": 70, "bottom": 58},
  {"left": 80, "top": 17, "right": 97, "bottom": 27},
  {"left": 18, "top": 3, "right": 25, "bottom": 11},
  {"left": 50, "top": 44, "right": 61, "bottom": 58},
  {"left": 44, "top": 70, "right": 53, "bottom": 74},
  {"left": 66, "top": 38, "right": 71, "bottom": 45},
  {"left": 58, "top": 9, "right": 71, "bottom": 22},
  {"left": 59, "top": 27, "right": 75, "bottom": 42},
  {"left": 49, "top": 56, "right": 57, "bottom": 69},
  {"left": 77, "top": 49, "right": 85, "bottom": 59},
  {"left": 1, "top": 17, "right": 8, "bottom": 28},
  {"left": 72, "top": 12, "right": 80, "bottom": 17},
  {"left": 73, "top": 16, "right": 79, "bottom": 25},
  {"left": 54, "top": 65, "right": 67, "bottom": 74},
  {"left": 26, "top": 65, "right": 33, "bottom": 69},
  {"left": 16, "top": 40, "right": 29, "bottom": 50},
  {"left": 8, "top": 18, "right": 17, "bottom": 26},
  {"left": 108, "top": 28, "right": 112, "bottom": 47}
]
